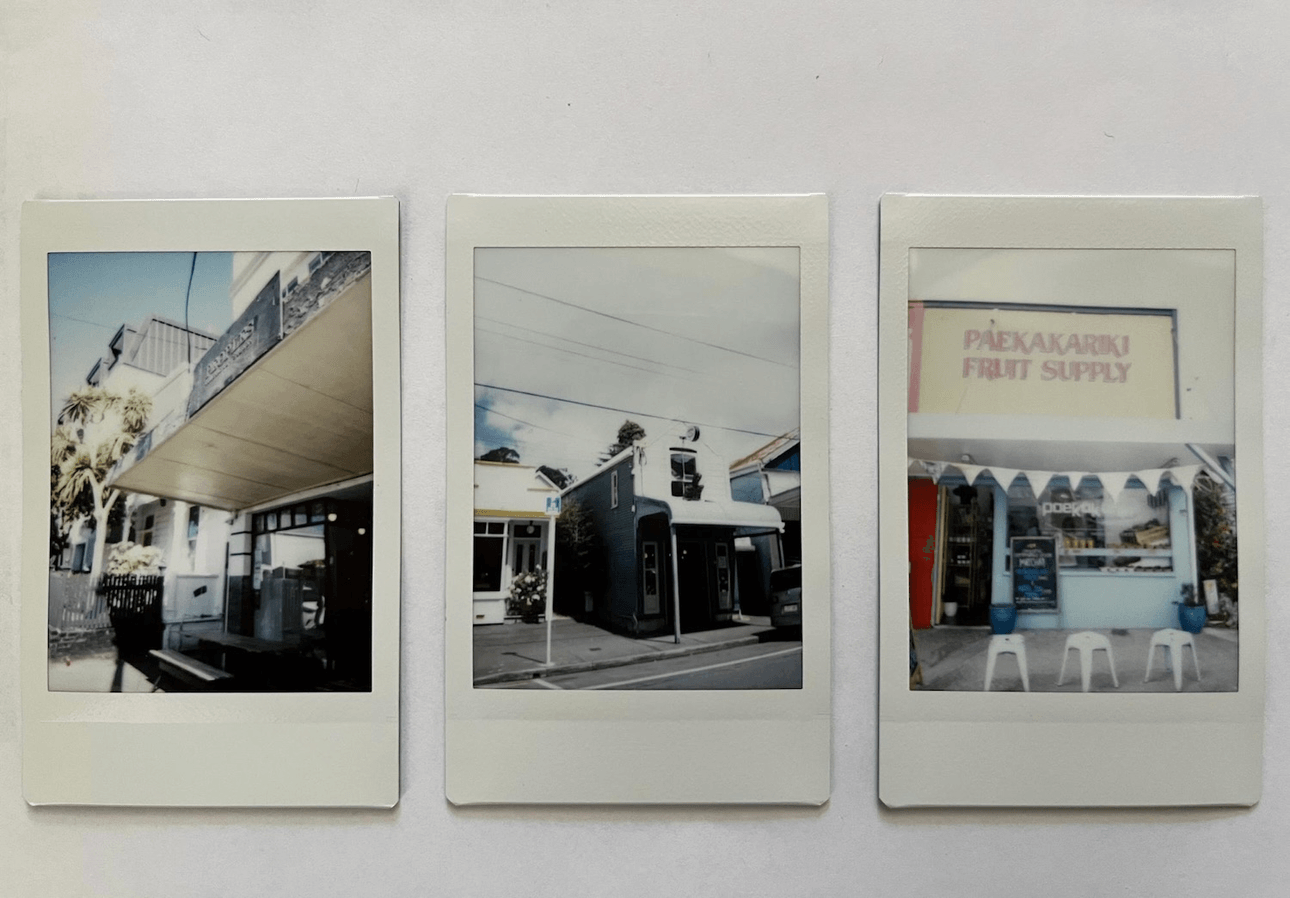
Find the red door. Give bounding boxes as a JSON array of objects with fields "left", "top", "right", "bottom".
[{"left": 908, "top": 479, "right": 939, "bottom": 629}]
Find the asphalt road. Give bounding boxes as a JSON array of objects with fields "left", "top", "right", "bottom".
[{"left": 501, "top": 639, "right": 803, "bottom": 690}]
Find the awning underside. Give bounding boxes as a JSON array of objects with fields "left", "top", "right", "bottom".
[{"left": 108, "top": 279, "right": 373, "bottom": 511}]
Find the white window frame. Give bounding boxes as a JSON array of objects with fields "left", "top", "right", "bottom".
[{"left": 611, "top": 470, "right": 619, "bottom": 509}]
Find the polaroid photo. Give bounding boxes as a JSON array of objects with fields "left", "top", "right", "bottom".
[
  {"left": 879, "top": 195, "right": 1264, "bottom": 807},
  {"left": 445, "top": 195, "right": 830, "bottom": 804},
  {"left": 22, "top": 198, "right": 401, "bottom": 806}
]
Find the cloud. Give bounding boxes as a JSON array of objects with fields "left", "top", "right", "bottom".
[{"left": 474, "top": 247, "right": 800, "bottom": 479}]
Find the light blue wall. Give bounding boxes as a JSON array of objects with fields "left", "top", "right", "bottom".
[{"left": 992, "top": 483, "right": 1192, "bottom": 630}]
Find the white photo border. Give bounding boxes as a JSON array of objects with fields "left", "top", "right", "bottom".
[
  {"left": 878, "top": 195, "right": 1264, "bottom": 807},
  {"left": 21, "top": 198, "right": 401, "bottom": 807},
  {"left": 445, "top": 195, "right": 831, "bottom": 804}
]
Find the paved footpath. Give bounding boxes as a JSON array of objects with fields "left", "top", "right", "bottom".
[
  {"left": 914, "top": 625, "right": 1239, "bottom": 692},
  {"left": 473, "top": 615, "right": 785, "bottom": 686}
]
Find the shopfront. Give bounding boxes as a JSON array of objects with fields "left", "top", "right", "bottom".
[
  {"left": 906, "top": 247, "right": 1238, "bottom": 633},
  {"left": 909, "top": 463, "right": 1206, "bottom": 630}
]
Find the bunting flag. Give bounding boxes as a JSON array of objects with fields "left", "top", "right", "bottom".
[
  {"left": 1134, "top": 468, "right": 1166, "bottom": 494},
  {"left": 1167, "top": 464, "right": 1202, "bottom": 491},
  {"left": 983, "top": 467, "right": 1020, "bottom": 491},
  {"left": 1097, "top": 471, "right": 1131, "bottom": 505},
  {"left": 908, "top": 458, "right": 1200, "bottom": 501},
  {"left": 1026, "top": 470, "right": 1059, "bottom": 496}
]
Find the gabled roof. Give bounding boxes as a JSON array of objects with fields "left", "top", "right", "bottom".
[{"left": 729, "top": 427, "right": 800, "bottom": 475}]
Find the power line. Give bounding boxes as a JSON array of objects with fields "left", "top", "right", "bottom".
[
  {"left": 475, "top": 275, "right": 797, "bottom": 369},
  {"left": 476, "top": 313, "right": 702, "bottom": 375},
  {"left": 474, "top": 403, "right": 582, "bottom": 441},
  {"left": 475, "top": 382, "right": 788, "bottom": 439},
  {"left": 50, "top": 312, "right": 118, "bottom": 331},
  {"left": 183, "top": 251, "right": 198, "bottom": 366},
  {"left": 476, "top": 325, "right": 695, "bottom": 382}
]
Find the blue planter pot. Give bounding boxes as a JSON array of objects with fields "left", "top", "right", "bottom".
[
  {"left": 1178, "top": 603, "right": 1206, "bottom": 634},
  {"left": 989, "top": 605, "right": 1018, "bottom": 635}
]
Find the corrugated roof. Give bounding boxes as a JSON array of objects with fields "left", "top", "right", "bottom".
[{"left": 729, "top": 427, "right": 800, "bottom": 472}]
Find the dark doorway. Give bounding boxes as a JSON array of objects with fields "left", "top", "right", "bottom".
[{"left": 677, "top": 540, "right": 713, "bottom": 632}]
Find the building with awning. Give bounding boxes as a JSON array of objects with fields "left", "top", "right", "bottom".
[
  {"left": 105, "top": 250, "right": 375, "bottom": 689},
  {"left": 563, "top": 425, "right": 783, "bottom": 639},
  {"left": 472, "top": 461, "right": 561, "bottom": 625},
  {"left": 907, "top": 248, "right": 1237, "bottom": 631}
]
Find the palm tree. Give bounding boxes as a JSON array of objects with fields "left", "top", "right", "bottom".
[{"left": 52, "top": 386, "right": 152, "bottom": 579}]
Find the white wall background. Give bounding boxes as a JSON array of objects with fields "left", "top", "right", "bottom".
[{"left": 2, "top": 2, "right": 1287, "bottom": 896}]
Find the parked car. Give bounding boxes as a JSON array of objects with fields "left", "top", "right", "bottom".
[{"left": 769, "top": 564, "right": 802, "bottom": 628}]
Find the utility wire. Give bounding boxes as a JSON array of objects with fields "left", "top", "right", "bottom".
[
  {"left": 474, "top": 403, "right": 583, "bottom": 441},
  {"left": 475, "top": 275, "right": 797, "bottom": 369},
  {"left": 476, "top": 325, "right": 696, "bottom": 382},
  {"left": 50, "top": 312, "right": 119, "bottom": 331},
  {"left": 475, "top": 382, "right": 787, "bottom": 439},
  {"left": 183, "top": 251, "right": 198, "bottom": 365},
  {"left": 476, "top": 313, "right": 702, "bottom": 375}
]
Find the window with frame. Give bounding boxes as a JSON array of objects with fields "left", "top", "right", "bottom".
[
  {"left": 611, "top": 470, "right": 618, "bottom": 508},
  {"left": 186, "top": 506, "right": 200, "bottom": 568},
  {"left": 642, "top": 541, "right": 661, "bottom": 615},
  {"left": 139, "top": 513, "right": 155, "bottom": 547},
  {"left": 473, "top": 521, "right": 506, "bottom": 591},
  {"left": 1007, "top": 477, "right": 1173, "bottom": 572},
  {"left": 670, "top": 450, "right": 697, "bottom": 498}
]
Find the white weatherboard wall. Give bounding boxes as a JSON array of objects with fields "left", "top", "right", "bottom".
[{"left": 3, "top": 4, "right": 1289, "bottom": 898}]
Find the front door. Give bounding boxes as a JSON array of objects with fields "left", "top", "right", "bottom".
[
  {"left": 677, "top": 540, "right": 713, "bottom": 632},
  {"left": 512, "top": 535, "right": 543, "bottom": 577}
]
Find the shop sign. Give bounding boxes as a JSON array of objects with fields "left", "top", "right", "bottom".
[
  {"left": 1011, "top": 536, "right": 1059, "bottom": 611},
  {"left": 187, "top": 273, "right": 282, "bottom": 416},
  {"left": 909, "top": 304, "right": 1177, "bottom": 418}
]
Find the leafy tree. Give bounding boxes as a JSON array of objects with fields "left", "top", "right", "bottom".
[
  {"left": 607, "top": 419, "right": 646, "bottom": 457},
  {"left": 552, "top": 497, "right": 603, "bottom": 616},
  {"left": 1194, "top": 472, "right": 1238, "bottom": 603},
  {"left": 537, "top": 464, "right": 574, "bottom": 490},
  {"left": 51, "top": 386, "right": 152, "bottom": 580},
  {"left": 479, "top": 446, "right": 520, "bottom": 463}
]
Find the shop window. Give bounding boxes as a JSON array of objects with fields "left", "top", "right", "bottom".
[
  {"left": 642, "top": 541, "right": 661, "bottom": 615},
  {"left": 1007, "top": 478, "right": 1172, "bottom": 572},
  {"left": 187, "top": 506, "right": 200, "bottom": 568},
  {"left": 473, "top": 521, "right": 506, "bottom": 592},
  {"left": 715, "top": 543, "right": 731, "bottom": 610}
]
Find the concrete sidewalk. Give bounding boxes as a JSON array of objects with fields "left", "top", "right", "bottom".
[
  {"left": 47, "top": 651, "right": 160, "bottom": 693},
  {"left": 473, "top": 615, "right": 783, "bottom": 685},
  {"left": 913, "top": 625, "right": 1239, "bottom": 692}
]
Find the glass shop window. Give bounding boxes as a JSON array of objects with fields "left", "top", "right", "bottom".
[
  {"left": 1007, "top": 478, "right": 1172, "bottom": 572},
  {"left": 473, "top": 521, "right": 506, "bottom": 592}
]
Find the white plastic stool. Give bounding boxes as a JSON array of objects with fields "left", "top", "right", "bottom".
[
  {"left": 1144, "top": 628, "right": 1201, "bottom": 691},
  {"left": 984, "top": 634, "right": 1030, "bottom": 692},
  {"left": 1057, "top": 631, "right": 1119, "bottom": 692}
]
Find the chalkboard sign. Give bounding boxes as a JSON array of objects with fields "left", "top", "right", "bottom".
[{"left": 1011, "top": 536, "right": 1059, "bottom": 611}]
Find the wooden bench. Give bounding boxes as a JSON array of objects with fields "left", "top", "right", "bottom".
[{"left": 149, "top": 649, "right": 234, "bottom": 689}]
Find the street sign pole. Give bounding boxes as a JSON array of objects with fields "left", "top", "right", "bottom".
[{"left": 544, "top": 496, "right": 561, "bottom": 666}]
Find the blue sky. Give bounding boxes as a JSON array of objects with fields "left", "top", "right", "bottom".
[{"left": 48, "top": 252, "right": 233, "bottom": 420}]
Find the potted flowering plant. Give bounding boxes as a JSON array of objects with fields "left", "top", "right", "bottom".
[{"left": 508, "top": 569, "right": 548, "bottom": 622}]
